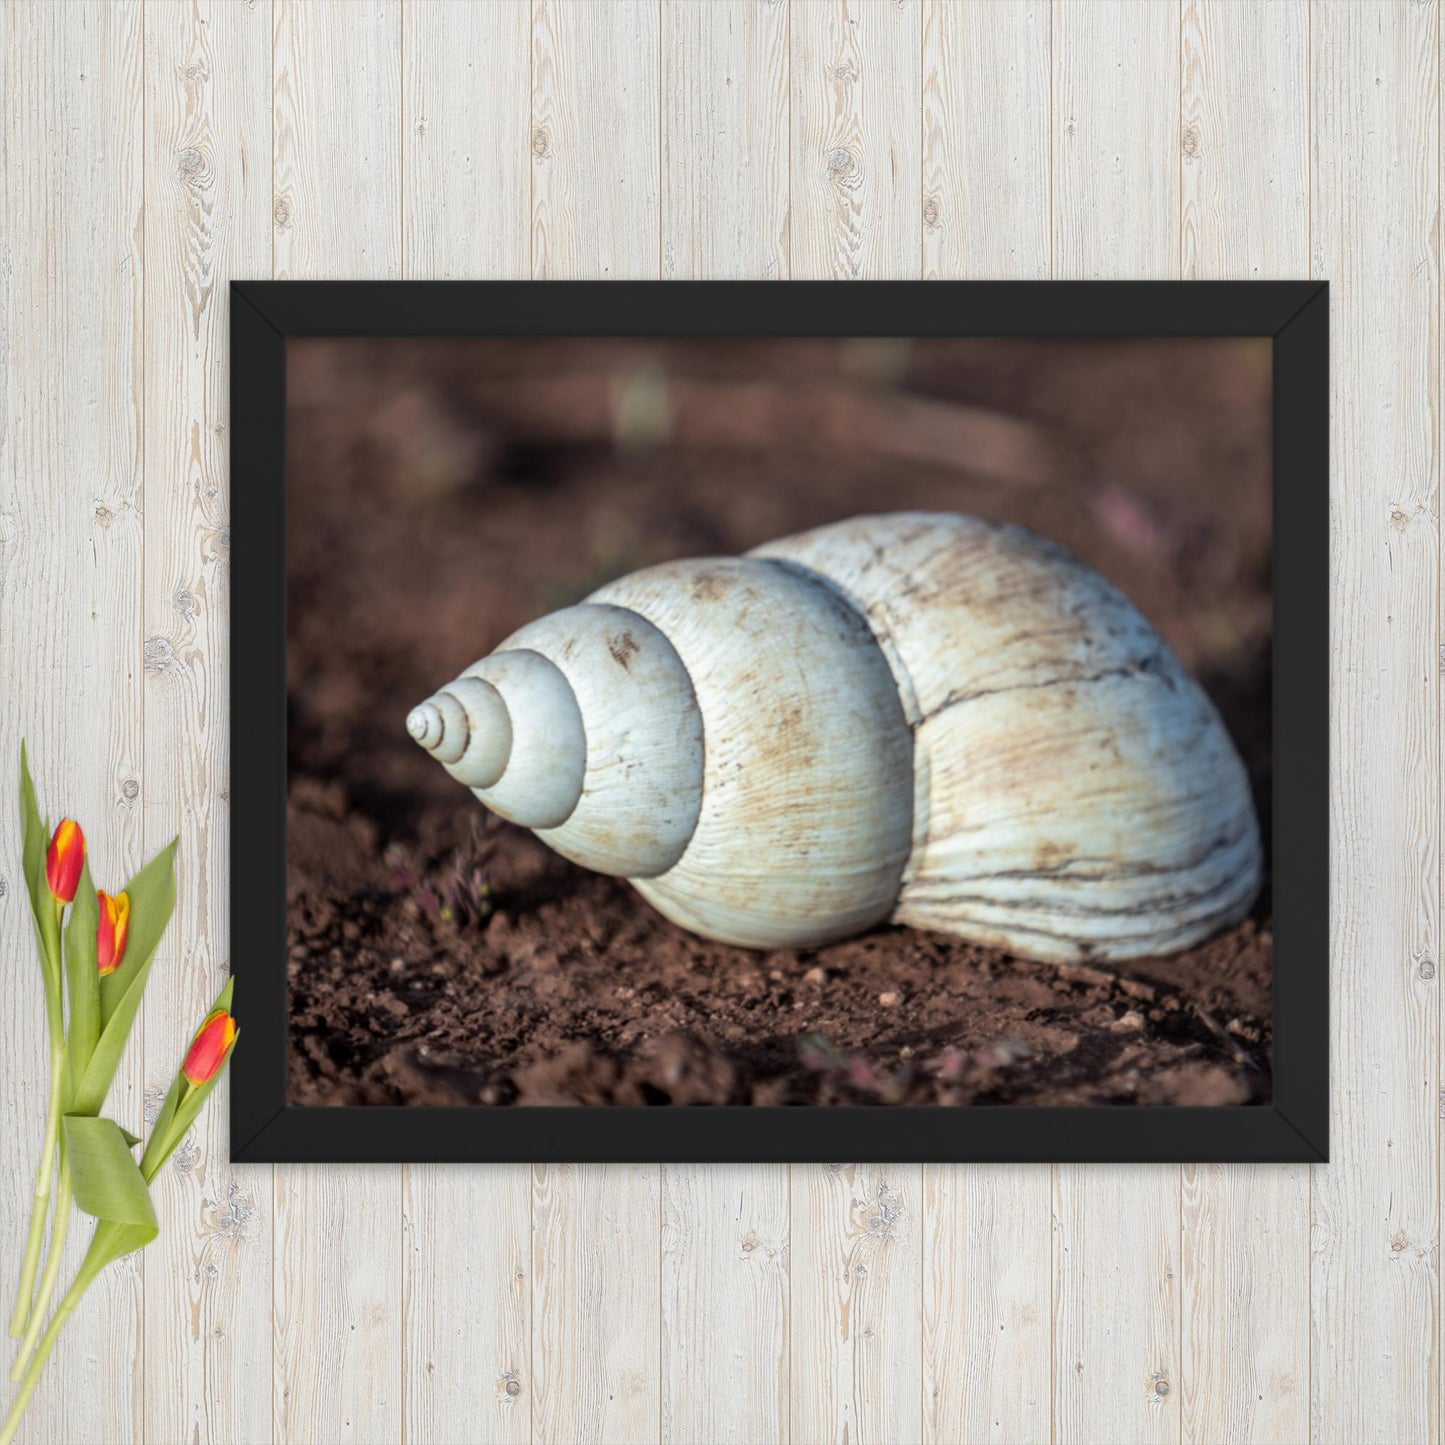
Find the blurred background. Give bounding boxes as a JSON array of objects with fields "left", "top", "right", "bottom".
[{"left": 286, "top": 337, "right": 1273, "bottom": 1109}]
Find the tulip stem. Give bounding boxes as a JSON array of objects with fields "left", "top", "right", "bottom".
[
  {"left": 10, "top": 1142, "right": 71, "bottom": 1382},
  {"left": 7, "top": 1029, "right": 65, "bottom": 1339}
]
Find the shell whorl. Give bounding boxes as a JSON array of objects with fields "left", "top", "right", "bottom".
[{"left": 410, "top": 653, "right": 585, "bottom": 828}]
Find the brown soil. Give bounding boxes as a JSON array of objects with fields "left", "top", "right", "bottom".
[{"left": 285, "top": 336, "right": 1274, "bottom": 1109}]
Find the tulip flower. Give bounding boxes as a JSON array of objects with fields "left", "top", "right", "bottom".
[
  {"left": 44, "top": 819, "right": 84, "bottom": 905},
  {"left": 95, "top": 891, "right": 130, "bottom": 976},
  {"left": 181, "top": 1008, "right": 238, "bottom": 1088}
]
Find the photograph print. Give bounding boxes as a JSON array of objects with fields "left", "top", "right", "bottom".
[{"left": 279, "top": 325, "right": 1276, "bottom": 1120}]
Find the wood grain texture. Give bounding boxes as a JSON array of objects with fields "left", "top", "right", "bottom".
[
  {"left": 0, "top": 4, "right": 147, "bottom": 1441},
  {"left": 0, "top": 4, "right": 1436, "bottom": 1442},
  {"left": 1050, "top": 0, "right": 1180, "bottom": 279},
  {"left": 1181, "top": 1164, "right": 1310, "bottom": 1444},
  {"left": 1311, "top": 3, "right": 1441, "bottom": 1443},
  {"left": 402, "top": 1164, "right": 531, "bottom": 1445},
  {"left": 273, "top": 1166, "right": 402, "bottom": 1444},
  {"left": 661, "top": 1163, "right": 789, "bottom": 1443},
  {"left": 531, "top": 0, "right": 660, "bottom": 279},
  {"left": 662, "top": 0, "right": 789, "bottom": 280},
  {"left": 656, "top": 11, "right": 794, "bottom": 1439},
  {"left": 399, "top": 8, "right": 533, "bottom": 1443},
  {"left": 1048, "top": 7, "right": 1186, "bottom": 1443},
  {"left": 790, "top": 0, "right": 922, "bottom": 281},
  {"left": 1180, "top": 0, "right": 1310, "bottom": 281},
  {"left": 923, "top": 1165, "right": 1050, "bottom": 1444},
  {"left": 1052, "top": 1166, "right": 1180, "bottom": 1444},
  {"left": 403, "top": 0, "right": 530, "bottom": 279},
  {"left": 1177, "top": 7, "right": 1312, "bottom": 1443},
  {"left": 917, "top": 9, "right": 1055, "bottom": 1437},
  {"left": 273, "top": 0, "right": 402, "bottom": 280},
  {"left": 271, "top": 5, "right": 405, "bottom": 1443},
  {"left": 530, "top": 1163, "right": 660, "bottom": 1445},
  {"left": 790, "top": 1163, "right": 923, "bottom": 1445},
  {"left": 141, "top": 3, "right": 273, "bottom": 1443},
  {"left": 922, "top": 0, "right": 1049, "bottom": 280}
]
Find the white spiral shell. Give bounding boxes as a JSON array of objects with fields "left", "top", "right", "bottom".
[{"left": 408, "top": 512, "right": 1262, "bottom": 962}]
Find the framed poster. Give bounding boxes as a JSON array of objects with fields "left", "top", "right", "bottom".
[{"left": 229, "top": 281, "right": 1327, "bottom": 1163}]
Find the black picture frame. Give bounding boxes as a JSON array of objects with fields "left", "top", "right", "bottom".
[{"left": 230, "top": 280, "right": 1328, "bottom": 1164}]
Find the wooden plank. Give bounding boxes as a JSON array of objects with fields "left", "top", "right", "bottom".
[
  {"left": 273, "top": 0, "right": 402, "bottom": 281},
  {"left": 1176, "top": 7, "right": 1312, "bottom": 1443},
  {"left": 918, "top": 6, "right": 1053, "bottom": 1440},
  {"left": 1050, "top": 0, "right": 1180, "bottom": 279},
  {"left": 0, "top": 4, "right": 146, "bottom": 1441},
  {"left": 786, "top": 8, "right": 923, "bottom": 1441},
  {"left": 1052, "top": 1166, "right": 1180, "bottom": 1444},
  {"left": 402, "top": 0, "right": 530, "bottom": 279},
  {"left": 400, "top": 5, "right": 533, "bottom": 1443},
  {"left": 531, "top": 1163, "right": 661, "bottom": 1445},
  {"left": 525, "top": 10, "right": 661, "bottom": 1442},
  {"left": 922, "top": 0, "right": 1049, "bottom": 279},
  {"left": 789, "top": 1163, "right": 923, "bottom": 1445},
  {"left": 139, "top": 4, "right": 273, "bottom": 1444},
  {"left": 660, "top": 1163, "right": 789, "bottom": 1444},
  {"left": 789, "top": 0, "right": 922, "bottom": 280},
  {"left": 1310, "top": 3, "right": 1440, "bottom": 1442},
  {"left": 1049, "top": 6, "right": 1183, "bottom": 1442},
  {"left": 656, "top": 7, "right": 792, "bottom": 1439},
  {"left": 274, "top": 1165, "right": 402, "bottom": 1442},
  {"left": 923, "top": 1165, "right": 1050, "bottom": 1444},
  {"left": 662, "top": 0, "right": 789, "bottom": 280},
  {"left": 1180, "top": 0, "right": 1310, "bottom": 280},
  {"left": 530, "top": 0, "right": 660, "bottom": 279},
  {"left": 402, "top": 1164, "right": 531, "bottom": 1445},
  {"left": 271, "top": 4, "right": 404, "bottom": 1442},
  {"left": 1180, "top": 1165, "right": 1310, "bottom": 1443}
]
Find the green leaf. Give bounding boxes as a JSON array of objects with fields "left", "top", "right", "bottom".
[
  {"left": 142, "top": 978, "right": 236, "bottom": 1183},
  {"left": 72, "top": 840, "right": 178, "bottom": 1116},
  {"left": 19, "top": 742, "right": 60, "bottom": 983},
  {"left": 62, "top": 1116, "right": 157, "bottom": 1243},
  {"left": 63, "top": 861, "right": 101, "bottom": 1096},
  {"left": 118, "top": 1127, "right": 142, "bottom": 1149}
]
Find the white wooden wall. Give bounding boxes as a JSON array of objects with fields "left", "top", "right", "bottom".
[{"left": 0, "top": 2, "right": 1427, "bottom": 1442}]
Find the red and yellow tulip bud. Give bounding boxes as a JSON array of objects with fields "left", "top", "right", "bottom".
[
  {"left": 45, "top": 819, "right": 85, "bottom": 904},
  {"left": 181, "top": 1008, "right": 237, "bottom": 1087},
  {"left": 96, "top": 890, "right": 130, "bottom": 975}
]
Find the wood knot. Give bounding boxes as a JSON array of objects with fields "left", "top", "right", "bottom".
[
  {"left": 272, "top": 194, "right": 293, "bottom": 229},
  {"left": 531, "top": 128, "right": 551, "bottom": 159},
  {"left": 121, "top": 778, "right": 139, "bottom": 802},
  {"left": 1181, "top": 125, "right": 1201, "bottom": 160},
  {"left": 144, "top": 636, "right": 176, "bottom": 674},
  {"left": 827, "top": 147, "right": 858, "bottom": 181},
  {"left": 177, "top": 146, "right": 207, "bottom": 180},
  {"left": 922, "top": 195, "right": 942, "bottom": 230}
]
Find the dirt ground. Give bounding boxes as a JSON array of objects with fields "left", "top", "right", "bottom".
[{"left": 285, "top": 336, "right": 1274, "bottom": 1109}]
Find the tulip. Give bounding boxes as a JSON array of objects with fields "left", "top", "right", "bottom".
[
  {"left": 96, "top": 890, "right": 130, "bottom": 976},
  {"left": 181, "top": 1008, "right": 237, "bottom": 1087},
  {"left": 44, "top": 819, "right": 84, "bottom": 904}
]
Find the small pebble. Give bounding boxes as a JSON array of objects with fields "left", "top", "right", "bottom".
[
  {"left": 899, "top": 1045, "right": 914, "bottom": 1059},
  {"left": 769, "top": 968, "right": 785, "bottom": 982},
  {"left": 803, "top": 966, "right": 827, "bottom": 985},
  {"left": 1110, "top": 1010, "right": 1146, "bottom": 1032},
  {"left": 879, "top": 991, "right": 900, "bottom": 1008}
]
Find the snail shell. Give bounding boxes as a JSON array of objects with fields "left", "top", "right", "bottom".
[{"left": 408, "top": 512, "right": 1262, "bottom": 962}]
